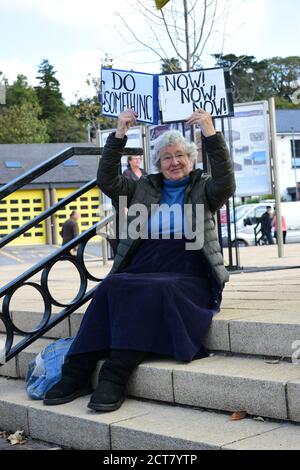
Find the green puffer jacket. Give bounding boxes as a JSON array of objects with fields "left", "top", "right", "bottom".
[{"left": 97, "top": 132, "right": 236, "bottom": 285}]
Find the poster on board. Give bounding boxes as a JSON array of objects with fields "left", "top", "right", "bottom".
[
  {"left": 159, "top": 67, "right": 233, "bottom": 123},
  {"left": 100, "top": 68, "right": 159, "bottom": 124},
  {"left": 216, "top": 101, "right": 271, "bottom": 197}
]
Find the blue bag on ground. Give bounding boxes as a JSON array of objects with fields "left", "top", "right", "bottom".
[{"left": 26, "top": 337, "right": 74, "bottom": 400}]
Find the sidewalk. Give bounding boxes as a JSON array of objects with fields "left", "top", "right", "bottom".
[
  {"left": 223, "top": 243, "right": 300, "bottom": 269},
  {"left": 1, "top": 244, "right": 300, "bottom": 318}
]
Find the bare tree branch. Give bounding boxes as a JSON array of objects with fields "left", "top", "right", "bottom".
[
  {"left": 191, "top": 0, "right": 208, "bottom": 58},
  {"left": 113, "top": 0, "right": 233, "bottom": 72},
  {"left": 115, "top": 12, "right": 167, "bottom": 62},
  {"left": 161, "top": 8, "right": 186, "bottom": 62}
]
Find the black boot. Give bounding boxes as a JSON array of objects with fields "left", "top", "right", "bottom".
[
  {"left": 88, "top": 349, "right": 146, "bottom": 412},
  {"left": 43, "top": 351, "right": 101, "bottom": 406}
]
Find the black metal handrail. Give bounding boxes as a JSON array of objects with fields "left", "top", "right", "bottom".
[
  {"left": 0, "top": 216, "right": 115, "bottom": 362},
  {"left": 0, "top": 144, "right": 143, "bottom": 365}
]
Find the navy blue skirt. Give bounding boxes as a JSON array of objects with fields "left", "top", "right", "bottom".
[{"left": 68, "top": 239, "right": 222, "bottom": 362}]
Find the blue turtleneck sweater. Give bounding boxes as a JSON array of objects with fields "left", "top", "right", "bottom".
[{"left": 148, "top": 175, "right": 190, "bottom": 237}]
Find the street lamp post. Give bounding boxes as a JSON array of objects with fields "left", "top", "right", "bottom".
[{"left": 291, "top": 127, "right": 299, "bottom": 201}]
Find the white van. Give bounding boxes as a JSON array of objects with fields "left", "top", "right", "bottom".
[{"left": 221, "top": 201, "right": 300, "bottom": 246}]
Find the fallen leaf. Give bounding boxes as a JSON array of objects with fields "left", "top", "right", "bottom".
[
  {"left": 7, "top": 430, "right": 27, "bottom": 446},
  {"left": 253, "top": 416, "right": 265, "bottom": 422},
  {"left": 230, "top": 411, "right": 247, "bottom": 421}
]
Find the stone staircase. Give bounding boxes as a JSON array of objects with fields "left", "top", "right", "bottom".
[{"left": 1, "top": 267, "right": 300, "bottom": 450}]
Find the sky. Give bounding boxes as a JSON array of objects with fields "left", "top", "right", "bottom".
[{"left": 0, "top": 0, "right": 299, "bottom": 104}]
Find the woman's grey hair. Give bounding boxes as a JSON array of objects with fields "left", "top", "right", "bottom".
[{"left": 152, "top": 130, "right": 198, "bottom": 171}]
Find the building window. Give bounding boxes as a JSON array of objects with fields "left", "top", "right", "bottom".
[
  {"left": 291, "top": 140, "right": 300, "bottom": 168},
  {"left": 5, "top": 161, "right": 22, "bottom": 168},
  {"left": 63, "top": 159, "right": 78, "bottom": 167}
]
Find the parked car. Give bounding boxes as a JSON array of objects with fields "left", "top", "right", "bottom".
[{"left": 221, "top": 201, "right": 300, "bottom": 246}]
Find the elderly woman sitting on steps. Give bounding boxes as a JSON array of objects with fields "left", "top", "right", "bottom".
[{"left": 44, "top": 108, "right": 236, "bottom": 412}]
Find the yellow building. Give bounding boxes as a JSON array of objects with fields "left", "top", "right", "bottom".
[{"left": 0, "top": 143, "right": 102, "bottom": 246}]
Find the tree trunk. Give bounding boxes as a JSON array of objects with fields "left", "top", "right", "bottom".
[{"left": 183, "top": 0, "right": 190, "bottom": 71}]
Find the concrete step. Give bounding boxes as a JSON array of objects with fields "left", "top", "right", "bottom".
[
  {"left": 0, "top": 304, "right": 91, "bottom": 340},
  {"left": 2, "top": 376, "right": 300, "bottom": 450},
  {"left": 2, "top": 336, "right": 300, "bottom": 423},
  {"left": 2, "top": 304, "right": 300, "bottom": 360}
]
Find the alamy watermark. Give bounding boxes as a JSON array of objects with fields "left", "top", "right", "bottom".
[
  {"left": 97, "top": 196, "right": 205, "bottom": 250},
  {"left": 292, "top": 340, "right": 300, "bottom": 365},
  {"left": 291, "top": 88, "right": 300, "bottom": 105}
]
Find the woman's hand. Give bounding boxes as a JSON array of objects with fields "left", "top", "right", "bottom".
[
  {"left": 115, "top": 109, "right": 138, "bottom": 139},
  {"left": 185, "top": 109, "right": 216, "bottom": 138}
]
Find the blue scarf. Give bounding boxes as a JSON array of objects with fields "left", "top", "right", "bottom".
[{"left": 148, "top": 175, "right": 190, "bottom": 237}]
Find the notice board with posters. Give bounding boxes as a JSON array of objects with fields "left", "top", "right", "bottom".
[
  {"left": 100, "top": 68, "right": 159, "bottom": 124},
  {"left": 217, "top": 101, "right": 271, "bottom": 197},
  {"left": 158, "top": 67, "right": 234, "bottom": 122}
]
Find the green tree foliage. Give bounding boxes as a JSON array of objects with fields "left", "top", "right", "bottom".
[
  {"left": 213, "top": 54, "right": 300, "bottom": 108},
  {"left": 6, "top": 74, "right": 40, "bottom": 109},
  {"left": 47, "top": 113, "right": 87, "bottom": 143},
  {"left": 71, "top": 67, "right": 116, "bottom": 137},
  {"left": 0, "top": 103, "right": 48, "bottom": 144},
  {"left": 213, "top": 54, "right": 270, "bottom": 102},
  {"left": 161, "top": 58, "right": 182, "bottom": 73},
  {"left": 263, "top": 56, "right": 300, "bottom": 105},
  {"left": 35, "top": 59, "right": 86, "bottom": 142},
  {"left": 35, "top": 59, "right": 66, "bottom": 119}
]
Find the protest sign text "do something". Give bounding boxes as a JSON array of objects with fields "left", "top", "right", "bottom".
[{"left": 100, "top": 67, "right": 233, "bottom": 124}]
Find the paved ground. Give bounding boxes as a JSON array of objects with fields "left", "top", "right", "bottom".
[
  {"left": 1, "top": 244, "right": 300, "bottom": 316},
  {"left": 1, "top": 242, "right": 300, "bottom": 269},
  {"left": 224, "top": 243, "right": 300, "bottom": 270},
  {"left": 0, "top": 432, "right": 62, "bottom": 450},
  {"left": 0, "top": 243, "right": 104, "bottom": 266}
]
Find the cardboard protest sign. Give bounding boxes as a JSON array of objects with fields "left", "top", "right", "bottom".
[
  {"left": 100, "top": 68, "right": 159, "bottom": 124},
  {"left": 159, "top": 67, "right": 233, "bottom": 122}
]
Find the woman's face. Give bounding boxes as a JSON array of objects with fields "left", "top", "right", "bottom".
[
  {"left": 130, "top": 156, "right": 142, "bottom": 169},
  {"left": 159, "top": 143, "right": 191, "bottom": 181}
]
